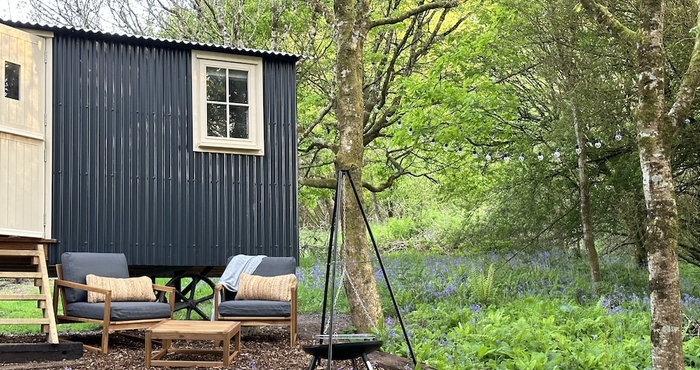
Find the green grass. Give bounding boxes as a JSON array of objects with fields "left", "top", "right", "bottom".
[{"left": 0, "top": 278, "right": 98, "bottom": 334}]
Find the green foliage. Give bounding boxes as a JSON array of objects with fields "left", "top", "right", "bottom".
[
  {"left": 297, "top": 250, "right": 700, "bottom": 369},
  {"left": 467, "top": 263, "right": 496, "bottom": 306}
]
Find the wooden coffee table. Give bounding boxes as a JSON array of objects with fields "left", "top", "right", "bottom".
[{"left": 145, "top": 320, "right": 241, "bottom": 367}]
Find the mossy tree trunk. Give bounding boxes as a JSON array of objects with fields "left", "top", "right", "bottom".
[
  {"left": 581, "top": 1, "right": 700, "bottom": 368},
  {"left": 572, "top": 103, "right": 601, "bottom": 287},
  {"left": 325, "top": 0, "right": 464, "bottom": 332},
  {"left": 333, "top": 0, "right": 383, "bottom": 332}
]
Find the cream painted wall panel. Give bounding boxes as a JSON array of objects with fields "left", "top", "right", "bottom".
[{"left": 0, "top": 23, "right": 46, "bottom": 238}]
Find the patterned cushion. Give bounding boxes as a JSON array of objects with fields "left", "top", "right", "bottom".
[
  {"left": 86, "top": 275, "right": 157, "bottom": 303},
  {"left": 235, "top": 273, "right": 297, "bottom": 302}
]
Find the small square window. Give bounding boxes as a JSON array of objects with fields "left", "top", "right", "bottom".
[
  {"left": 4, "top": 61, "right": 20, "bottom": 100},
  {"left": 192, "top": 51, "right": 264, "bottom": 155}
]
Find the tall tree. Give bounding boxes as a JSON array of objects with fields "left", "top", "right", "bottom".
[
  {"left": 304, "top": 0, "right": 465, "bottom": 332},
  {"left": 580, "top": 1, "right": 700, "bottom": 368}
]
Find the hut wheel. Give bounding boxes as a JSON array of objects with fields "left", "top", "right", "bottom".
[{"left": 160, "top": 273, "right": 215, "bottom": 320}]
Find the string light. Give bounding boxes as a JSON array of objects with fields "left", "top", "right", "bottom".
[
  {"left": 553, "top": 148, "right": 561, "bottom": 158},
  {"left": 419, "top": 134, "right": 424, "bottom": 140},
  {"left": 594, "top": 139, "right": 602, "bottom": 148},
  {"left": 457, "top": 147, "right": 464, "bottom": 155},
  {"left": 614, "top": 131, "right": 622, "bottom": 141},
  {"left": 442, "top": 143, "right": 449, "bottom": 151},
  {"left": 472, "top": 149, "right": 478, "bottom": 159},
  {"left": 396, "top": 121, "right": 402, "bottom": 128},
  {"left": 485, "top": 152, "right": 492, "bottom": 161},
  {"left": 430, "top": 138, "right": 436, "bottom": 146},
  {"left": 518, "top": 153, "right": 524, "bottom": 162},
  {"left": 503, "top": 153, "right": 510, "bottom": 162},
  {"left": 408, "top": 128, "right": 413, "bottom": 136},
  {"left": 537, "top": 151, "right": 544, "bottom": 161},
  {"left": 575, "top": 144, "right": 581, "bottom": 155}
]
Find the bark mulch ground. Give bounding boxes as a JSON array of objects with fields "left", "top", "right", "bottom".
[{"left": 0, "top": 314, "right": 418, "bottom": 370}]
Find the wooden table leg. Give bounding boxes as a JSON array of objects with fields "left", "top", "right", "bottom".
[
  {"left": 145, "top": 331, "right": 152, "bottom": 367},
  {"left": 223, "top": 335, "right": 231, "bottom": 366}
]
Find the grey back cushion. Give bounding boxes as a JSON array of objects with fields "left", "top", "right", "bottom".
[
  {"left": 253, "top": 257, "right": 296, "bottom": 276},
  {"left": 224, "top": 256, "right": 296, "bottom": 277},
  {"left": 61, "top": 252, "right": 130, "bottom": 304}
]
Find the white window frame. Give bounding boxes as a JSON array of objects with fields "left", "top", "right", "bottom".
[{"left": 192, "top": 51, "right": 264, "bottom": 155}]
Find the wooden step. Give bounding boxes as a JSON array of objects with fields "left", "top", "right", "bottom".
[
  {"left": 0, "top": 294, "right": 46, "bottom": 301},
  {"left": 0, "top": 250, "right": 42, "bottom": 257},
  {"left": 0, "top": 272, "right": 42, "bottom": 279},
  {"left": 0, "top": 243, "right": 59, "bottom": 344},
  {"left": 0, "top": 318, "right": 50, "bottom": 325}
]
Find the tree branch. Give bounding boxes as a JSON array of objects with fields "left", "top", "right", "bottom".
[
  {"left": 668, "top": 6, "right": 700, "bottom": 129},
  {"left": 579, "top": 0, "right": 639, "bottom": 44},
  {"left": 299, "top": 177, "right": 337, "bottom": 189},
  {"left": 299, "top": 102, "right": 333, "bottom": 141},
  {"left": 367, "top": 0, "right": 463, "bottom": 29}
]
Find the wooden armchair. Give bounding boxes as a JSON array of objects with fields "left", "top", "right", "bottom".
[
  {"left": 214, "top": 256, "right": 297, "bottom": 346},
  {"left": 53, "top": 252, "right": 175, "bottom": 353}
]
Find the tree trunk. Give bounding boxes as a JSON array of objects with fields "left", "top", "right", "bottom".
[
  {"left": 634, "top": 219, "right": 648, "bottom": 268},
  {"left": 572, "top": 104, "right": 601, "bottom": 287},
  {"left": 333, "top": 0, "right": 382, "bottom": 332},
  {"left": 636, "top": 2, "right": 683, "bottom": 368}
]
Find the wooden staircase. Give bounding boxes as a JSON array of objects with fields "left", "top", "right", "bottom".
[
  {"left": 0, "top": 238, "right": 58, "bottom": 343},
  {"left": 0, "top": 237, "right": 82, "bottom": 363}
]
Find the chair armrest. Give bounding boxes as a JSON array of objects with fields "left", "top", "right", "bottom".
[
  {"left": 55, "top": 279, "right": 112, "bottom": 295},
  {"left": 54, "top": 279, "right": 113, "bottom": 317},
  {"left": 214, "top": 284, "right": 224, "bottom": 305},
  {"left": 153, "top": 284, "right": 176, "bottom": 317},
  {"left": 152, "top": 284, "right": 174, "bottom": 294}
]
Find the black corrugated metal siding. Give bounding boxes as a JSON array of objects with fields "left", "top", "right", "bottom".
[{"left": 48, "top": 34, "right": 298, "bottom": 269}]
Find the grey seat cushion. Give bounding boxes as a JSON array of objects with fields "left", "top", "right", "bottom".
[
  {"left": 66, "top": 301, "right": 172, "bottom": 321},
  {"left": 61, "top": 252, "right": 130, "bottom": 304},
  {"left": 218, "top": 300, "right": 291, "bottom": 317}
]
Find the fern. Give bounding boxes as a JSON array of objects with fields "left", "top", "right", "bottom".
[{"left": 469, "top": 263, "right": 496, "bottom": 306}]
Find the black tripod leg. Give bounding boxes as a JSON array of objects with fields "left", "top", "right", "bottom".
[
  {"left": 307, "top": 356, "right": 319, "bottom": 370},
  {"left": 361, "top": 353, "right": 374, "bottom": 370}
]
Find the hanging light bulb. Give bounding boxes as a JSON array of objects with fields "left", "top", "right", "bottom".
[
  {"left": 503, "top": 153, "right": 510, "bottom": 162},
  {"left": 472, "top": 149, "right": 478, "bottom": 159},
  {"left": 408, "top": 128, "right": 413, "bottom": 136},
  {"left": 553, "top": 148, "right": 561, "bottom": 158},
  {"left": 442, "top": 143, "right": 449, "bottom": 151},
  {"left": 457, "top": 147, "right": 464, "bottom": 156},
  {"left": 518, "top": 153, "right": 525, "bottom": 162},
  {"left": 594, "top": 139, "right": 602, "bottom": 148},
  {"left": 575, "top": 144, "right": 581, "bottom": 155},
  {"left": 396, "top": 120, "right": 402, "bottom": 128},
  {"left": 430, "top": 138, "right": 436, "bottom": 146},
  {"left": 614, "top": 131, "right": 622, "bottom": 141},
  {"left": 485, "top": 152, "right": 492, "bottom": 161},
  {"left": 537, "top": 151, "right": 544, "bottom": 161}
]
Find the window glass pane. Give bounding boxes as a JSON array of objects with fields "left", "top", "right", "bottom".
[
  {"left": 229, "top": 106, "right": 249, "bottom": 139},
  {"left": 207, "top": 103, "right": 227, "bottom": 137},
  {"left": 228, "top": 69, "right": 248, "bottom": 104},
  {"left": 206, "top": 67, "right": 226, "bottom": 102},
  {"left": 4, "top": 61, "right": 20, "bottom": 100}
]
